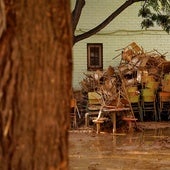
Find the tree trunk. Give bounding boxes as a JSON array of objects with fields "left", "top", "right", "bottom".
[{"left": 0, "top": 0, "right": 72, "bottom": 170}]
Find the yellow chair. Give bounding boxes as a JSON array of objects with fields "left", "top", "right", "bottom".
[
  {"left": 85, "top": 92, "right": 102, "bottom": 127},
  {"left": 141, "top": 89, "right": 157, "bottom": 121},
  {"left": 88, "top": 92, "right": 102, "bottom": 105},
  {"left": 85, "top": 92, "right": 108, "bottom": 133},
  {"left": 128, "top": 94, "right": 143, "bottom": 122},
  {"left": 127, "top": 86, "right": 143, "bottom": 121}
]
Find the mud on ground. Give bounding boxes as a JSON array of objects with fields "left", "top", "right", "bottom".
[{"left": 69, "top": 122, "right": 170, "bottom": 170}]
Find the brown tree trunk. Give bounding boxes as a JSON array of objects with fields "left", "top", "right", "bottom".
[{"left": 0, "top": 0, "right": 72, "bottom": 170}]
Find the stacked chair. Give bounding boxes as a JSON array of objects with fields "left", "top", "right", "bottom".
[
  {"left": 127, "top": 86, "right": 143, "bottom": 121},
  {"left": 158, "top": 73, "right": 170, "bottom": 120},
  {"left": 141, "top": 76, "right": 159, "bottom": 121}
]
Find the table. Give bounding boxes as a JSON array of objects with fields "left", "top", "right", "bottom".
[{"left": 102, "top": 106, "right": 130, "bottom": 133}]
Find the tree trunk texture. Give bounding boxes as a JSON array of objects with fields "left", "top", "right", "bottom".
[{"left": 0, "top": 0, "right": 72, "bottom": 170}]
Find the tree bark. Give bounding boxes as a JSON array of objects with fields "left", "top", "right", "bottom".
[
  {"left": 72, "top": 0, "right": 85, "bottom": 34},
  {"left": 0, "top": 0, "right": 72, "bottom": 170}
]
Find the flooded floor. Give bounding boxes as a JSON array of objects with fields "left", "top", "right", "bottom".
[{"left": 69, "top": 123, "right": 170, "bottom": 170}]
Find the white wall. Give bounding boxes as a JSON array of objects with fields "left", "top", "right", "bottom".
[{"left": 71, "top": 0, "right": 170, "bottom": 90}]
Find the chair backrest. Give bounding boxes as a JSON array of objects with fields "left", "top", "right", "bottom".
[
  {"left": 127, "top": 86, "right": 140, "bottom": 103},
  {"left": 159, "top": 92, "right": 170, "bottom": 102},
  {"left": 70, "top": 98, "right": 76, "bottom": 108},
  {"left": 162, "top": 79, "right": 170, "bottom": 92},
  {"left": 129, "top": 95, "right": 139, "bottom": 103},
  {"left": 142, "top": 89, "right": 156, "bottom": 102},
  {"left": 145, "top": 81, "right": 159, "bottom": 91},
  {"left": 70, "top": 98, "right": 77, "bottom": 114},
  {"left": 142, "top": 89, "right": 155, "bottom": 96},
  {"left": 70, "top": 98, "right": 81, "bottom": 118},
  {"left": 143, "top": 95, "right": 155, "bottom": 102},
  {"left": 88, "top": 92, "right": 102, "bottom": 105}
]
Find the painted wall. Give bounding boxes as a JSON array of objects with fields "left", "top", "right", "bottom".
[{"left": 71, "top": 0, "right": 170, "bottom": 90}]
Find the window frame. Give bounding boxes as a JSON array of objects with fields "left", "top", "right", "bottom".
[{"left": 87, "top": 43, "right": 103, "bottom": 71}]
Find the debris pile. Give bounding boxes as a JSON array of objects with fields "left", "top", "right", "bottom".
[
  {"left": 80, "top": 42, "right": 167, "bottom": 107},
  {"left": 79, "top": 42, "right": 170, "bottom": 125}
]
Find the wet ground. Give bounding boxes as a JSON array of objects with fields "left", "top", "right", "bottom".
[{"left": 69, "top": 122, "right": 170, "bottom": 170}]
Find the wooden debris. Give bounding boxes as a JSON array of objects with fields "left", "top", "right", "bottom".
[
  {"left": 79, "top": 42, "right": 169, "bottom": 131},
  {"left": 80, "top": 42, "right": 167, "bottom": 106}
]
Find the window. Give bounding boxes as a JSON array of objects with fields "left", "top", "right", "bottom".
[{"left": 87, "top": 43, "right": 103, "bottom": 71}]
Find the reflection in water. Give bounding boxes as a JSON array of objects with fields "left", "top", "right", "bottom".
[{"left": 69, "top": 128, "right": 170, "bottom": 170}]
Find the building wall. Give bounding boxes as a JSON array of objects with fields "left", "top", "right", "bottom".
[{"left": 71, "top": 0, "right": 170, "bottom": 90}]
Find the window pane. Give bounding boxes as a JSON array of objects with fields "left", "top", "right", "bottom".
[
  {"left": 90, "top": 47, "right": 100, "bottom": 65},
  {"left": 87, "top": 43, "right": 103, "bottom": 71}
]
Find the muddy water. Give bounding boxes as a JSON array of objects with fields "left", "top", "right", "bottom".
[{"left": 69, "top": 128, "right": 170, "bottom": 170}]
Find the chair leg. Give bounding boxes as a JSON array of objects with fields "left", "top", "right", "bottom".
[
  {"left": 92, "top": 119, "right": 104, "bottom": 134},
  {"left": 85, "top": 112, "right": 89, "bottom": 127},
  {"left": 154, "top": 102, "right": 157, "bottom": 121},
  {"left": 96, "top": 122, "right": 101, "bottom": 134},
  {"left": 70, "top": 115, "right": 77, "bottom": 129},
  {"left": 139, "top": 106, "right": 143, "bottom": 121},
  {"left": 73, "top": 115, "right": 77, "bottom": 128}
]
